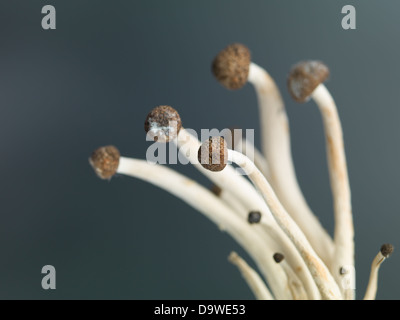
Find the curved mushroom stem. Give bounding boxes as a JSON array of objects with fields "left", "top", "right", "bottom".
[
  {"left": 182, "top": 129, "right": 321, "bottom": 299},
  {"left": 311, "top": 84, "right": 355, "bottom": 299},
  {"left": 233, "top": 134, "right": 270, "bottom": 179},
  {"left": 363, "top": 244, "right": 394, "bottom": 300},
  {"left": 212, "top": 184, "right": 248, "bottom": 219},
  {"left": 117, "top": 156, "right": 291, "bottom": 299},
  {"left": 229, "top": 252, "right": 274, "bottom": 300},
  {"left": 273, "top": 253, "right": 308, "bottom": 300},
  {"left": 227, "top": 149, "right": 343, "bottom": 300},
  {"left": 216, "top": 187, "right": 321, "bottom": 300},
  {"left": 248, "top": 62, "right": 334, "bottom": 266}
]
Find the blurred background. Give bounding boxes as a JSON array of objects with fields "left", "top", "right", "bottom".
[{"left": 0, "top": 0, "right": 399, "bottom": 299}]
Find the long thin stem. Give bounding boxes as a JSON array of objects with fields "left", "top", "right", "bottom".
[
  {"left": 312, "top": 84, "right": 355, "bottom": 299},
  {"left": 363, "top": 244, "right": 393, "bottom": 300},
  {"left": 364, "top": 252, "right": 386, "bottom": 300},
  {"left": 228, "top": 149, "right": 343, "bottom": 300},
  {"left": 274, "top": 254, "right": 308, "bottom": 300},
  {"left": 234, "top": 134, "right": 270, "bottom": 179},
  {"left": 229, "top": 252, "right": 274, "bottom": 300},
  {"left": 219, "top": 184, "right": 321, "bottom": 300},
  {"left": 116, "top": 157, "right": 291, "bottom": 299},
  {"left": 180, "top": 129, "right": 321, "bottom": 299},
  {"left": 248, "top": 62, "right": 334, "bottom": 266}
]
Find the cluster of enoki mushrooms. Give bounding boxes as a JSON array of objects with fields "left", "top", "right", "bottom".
[{"left": 89, "top": 43, "right": 393, "bottom": 300}]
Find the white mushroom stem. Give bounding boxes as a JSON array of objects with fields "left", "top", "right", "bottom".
[
  {"left": 234, "top": 135, "right": 270, "bottom": 179},
  {"left": 116, "top": 156, "right": 290, "bottom": 299},
  {"left": 217, "top": 186, "right": 249, "bottom": 219},
  {"left": 363, "top": 251, "right": 388, "bottom": 300},
  {"left": 259, "top": 223, "right": 319, "bottom": 299},
  {"left": 217, "top": 188, "right": 282, "bottom": 257},
  {"left": 228, "top": 252, "right": 274, "bottom": 300},
  {"left": 247, "top": 62, "right": 334, "bottom": 266},
  {"left": 277, "top": 257, "right": 308, "bottom": 300},
  {"left": 216, "top": 186, "right": 319, "bottom": 300},
  {"left": 311, "top": 84, "right": 355, "bottom": 299},
  {"left": 228, "top": 149, "right": 343, "bottom": 300},
  {"left": 178, "top": 128, "right": 321, "bottom": 299}
]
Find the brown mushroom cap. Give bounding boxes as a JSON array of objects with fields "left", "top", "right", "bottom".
[
  {"left": 212, "top": 43, "right": 251, "bottom": 90},
  {"left": 287, "top": 61, "right": 330, "bottom": 103},
  {"left": 380, "top": 244, "right": 394, "bottom": 258},
  {"left": 198, "top": 137, "right": 228, "bottom": 172},
  {"left": 144, "top": 105, "right": 182, "bottom": 143},
  {"left": 89, "top": 145, "right": 120, "bottom": 180}
]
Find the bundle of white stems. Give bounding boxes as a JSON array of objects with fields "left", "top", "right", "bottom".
[{"left": 89, "top": 43, "right": 393, "bottom": 300}]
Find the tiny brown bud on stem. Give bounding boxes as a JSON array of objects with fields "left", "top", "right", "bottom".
[
  {"left": 364, "top": 243, "right": 395, "bottom": 300},
  {"left": 273, "top": 253, "right": 285, "bottom": 264},
  {"left": 248, "top": 211, "right": 262, "bottom": 224}
]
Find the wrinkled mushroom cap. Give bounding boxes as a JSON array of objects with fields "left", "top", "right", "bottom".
[
  {"left": 287, "top": 61, "right": 330, "bottom": 103},
  {"left": 89, "top": 145, "right": 120, "bottom": 180},
  {"left": 212, "top": 43, "right": 251, "bottom": 90},
  {"left": 144, "top": 105, "right": 182, "bottom": 143},
  {"left": 381, "top": 244, "right": 394, "bottom": 258},
  {"left": 198, "top": 137, "right": 228, "bottom": 172}
]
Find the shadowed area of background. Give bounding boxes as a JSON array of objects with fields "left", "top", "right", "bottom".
[{"left": 0, "top": 0, "right": 398, "bottom": 299}]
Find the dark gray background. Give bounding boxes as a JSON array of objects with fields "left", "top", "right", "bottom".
[{"left": 0, "top": 1, "right": 398, "bottom": 299}]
